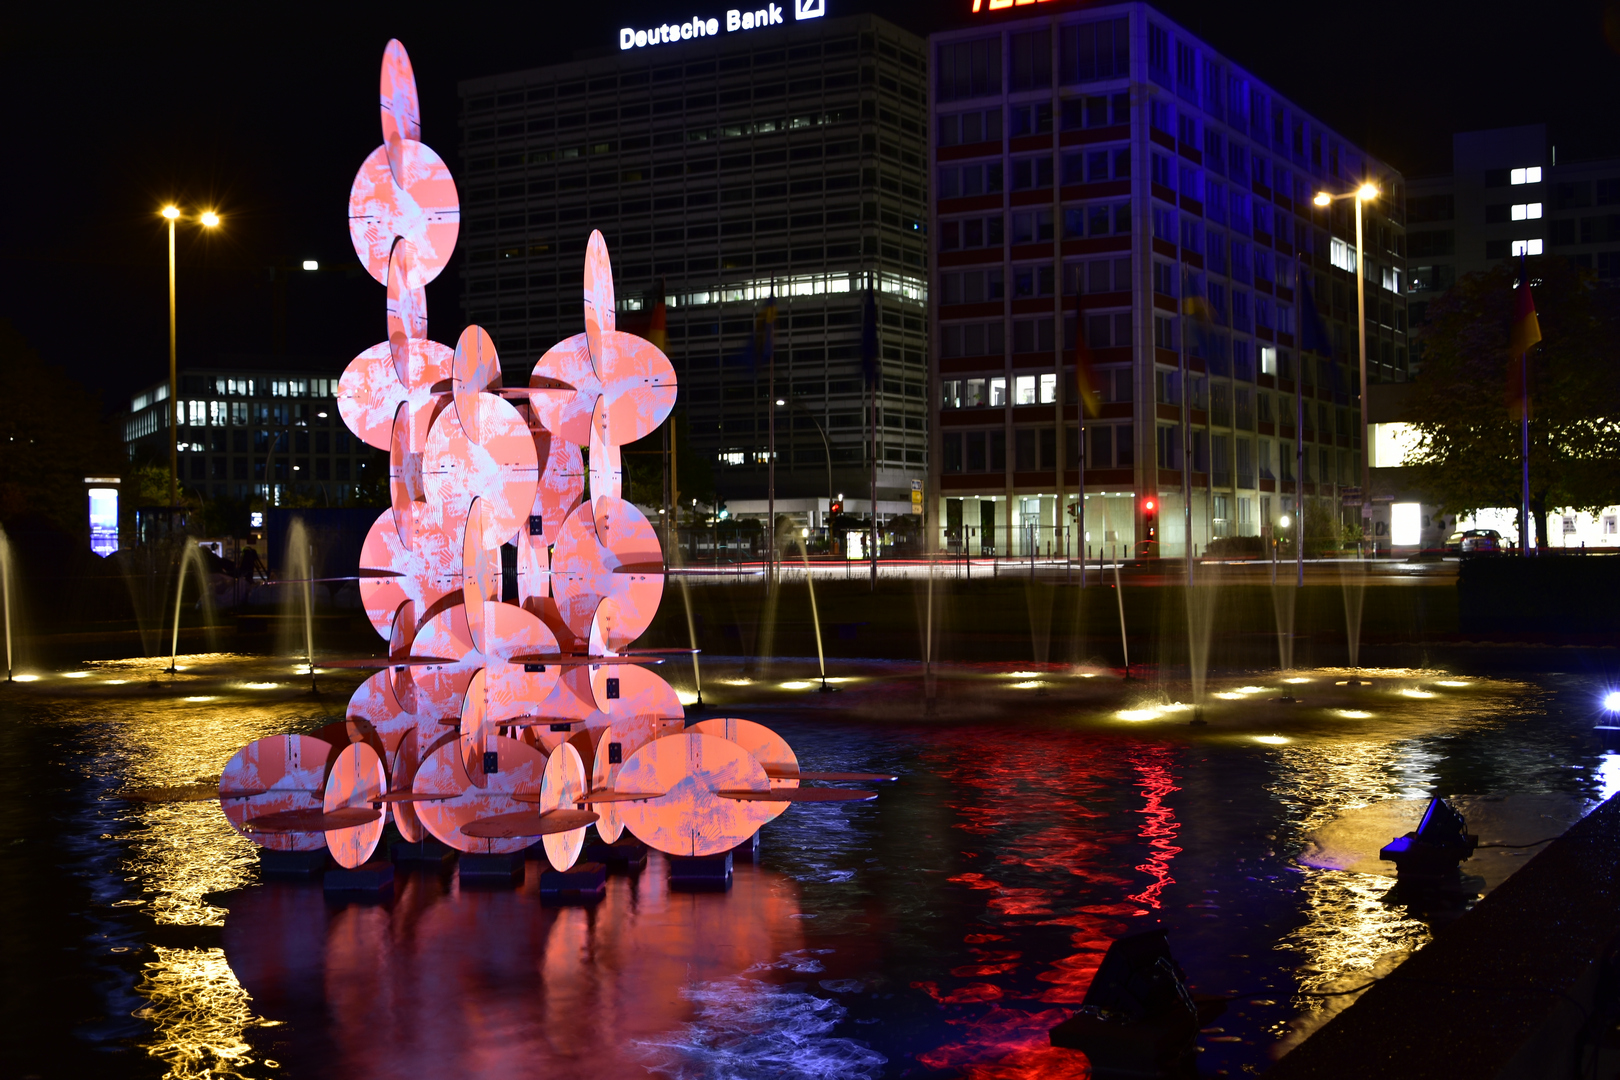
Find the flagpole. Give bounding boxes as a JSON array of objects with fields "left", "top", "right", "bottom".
[
  {"left": 1296, "top": 265, "right": 1306, "bottom": 588},
  {"left": 1521, "top": 346, "right": 1530, "bottom": 557},
  {"left": 767, "top": 289, "right": 776, "bottom": 590},
  {"left": 1076, "top": 285, "right": 1086, "bottom": 589},
  {"left": 1180, "top": 297, "right": 1192, "bottom": 586}
]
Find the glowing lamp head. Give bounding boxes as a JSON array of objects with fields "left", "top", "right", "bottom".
[
  {"left": 1357, "top": 183, "right": 1379, "bottom": 201},
  {"left": 1313, "top": 192, "right": 1331, "bottom": 207},
  {"left": 1605, "top": 691, "right": 1620, "bottom": 713},
  {"left": 302, "top": 259, "right": 319, "bottom": 271},
  {"left": 199, "top": 211, "right": 220, "bottom": 227},
  {"left": 776, "top": 399, "right": 785, "bottom": 406},
  {"left": 1278, "top": 514, "right": 1292, "bottom": 529},
  {"left": 161, "top": 205, "right": 180, "bottom": 220}
]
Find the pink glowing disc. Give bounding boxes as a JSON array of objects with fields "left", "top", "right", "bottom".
[
  {"left": 690, "top": 717, "right": 798, "bottom": 823},
  {"left": 379, "top": 40, "right": 422, "bottom": 186},
  {"left": 588, "top": 396, "right": 623, "bottom": 502},
  {"left": 409, "top": 606, "right": 484, "bottom": 725},
  {"left": 421, "top": 391, "right": 539, "bottom": 551},
  {"left": 385, "top": 239, "right": 428, "bottom": 382},
  {"left": 539, "top": 741, "right": 588, "bottom": 870},
  {"left": 349, "top": 139, "right": 460, "bottom": 286},
  {"left": 582, "top": 230, "right": 616, "bottom": 367},
  {"left": 413, "top": 735, "right": 547, "bottom": 854},
  {"left": 589, "top": 712, "right": 684, "bottom": 844},
  {"left": 481, "top": 601, "right": 561, "bottom": 720},
  {"left": 453, "top": 325, "right": 502, "bottom": 436},
  {"left": 390, "top": 401, "right": 422, "bottom": 546},
  {"left": 324, "top": 742, "right": 388, "bottom": 868},
  {"left": 528, "top": 332, "right": 600, "bottom": 447},
  {"left": 590, "top": 661, "right": 684, "bottom": 726},
  {"left": 599, "top": 330, "right": 677, "bottom": 446},
  {"left": 551, "top": 498, "right": 664, "bottom": 646},
  {"left": 219, "top": 735, "right": 335, "bottom": 852},
  {"left": 614, "top": 732, "right": 776, "bottom": 857}
]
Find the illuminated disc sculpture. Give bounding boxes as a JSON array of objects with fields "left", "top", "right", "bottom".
[{"left": 217, "top": 38, "right": 886, "bottom": 878}]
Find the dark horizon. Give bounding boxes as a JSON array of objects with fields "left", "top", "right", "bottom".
[{"left": 3, "top": 0, "right": 1616, "bottom": 416}]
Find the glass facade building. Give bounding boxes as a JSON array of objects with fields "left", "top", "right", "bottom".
[
  {"left": 929, "top": 3, "right": 1407, "bottom": 558},
  {"left": 457, "top": 13, "right": 930, "bottom": 524},
  {"left": 123, "top": 359, "right": 378, "bottom": 505}
]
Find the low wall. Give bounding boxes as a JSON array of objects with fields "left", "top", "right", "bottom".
[
  {"left": 1266, "top": 793, "right": 1620, "bottom": 1079},
  {"left": 1458, "top": 555, "right": 1620, "bottom": 634}
]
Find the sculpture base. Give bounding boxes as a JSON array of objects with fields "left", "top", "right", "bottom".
[
  {"left": 585, "top": 837, "right": 648, "bottom": 871},
  {"left": 391, "top": 838, "right": 457, "bottom": 869},
  {"left": 726, "top": 832, "right": 761, "bottom": 863},
  {"left": 540, "top": 861, "right": 607, "bottom": 904},
  {"left": 260, "top": 848, "right": 330, "bottom": 878},
  {"left": 668, "top": 852, "right": 733, "bottom": 891},
  {"left": 459, "top": 852, "right": 525, "bottom": 886},
  {"left": 324, "top": 860, "right": 395, "bottom": 899}
]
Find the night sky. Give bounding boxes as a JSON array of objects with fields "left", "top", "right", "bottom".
[{"left": 3, "top": 0, "right": 1616, "bottom": 416}]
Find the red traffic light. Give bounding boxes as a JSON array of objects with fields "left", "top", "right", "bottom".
[{"left": 1143, "top": 499, "right": 1156, "bottom": 511}]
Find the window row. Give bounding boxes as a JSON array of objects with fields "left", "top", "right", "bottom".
[
  {"left": 940, "top": 257, "right": 1131, "bottom": 305},
  {"left": 937, "top": 202, "right": 1131, "bottom": 247},
  {"left": 940, "top": 422, "right": 1134, "bottom": 475},
  {"left": 181, "top": 401, "right": 337, "bottom": 428},
  {"left": 936, "top": 18, "right": 1127, "bottom": 103}
]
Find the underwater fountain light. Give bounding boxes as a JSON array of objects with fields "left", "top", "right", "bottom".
[
  {"left": 1283, "top": 677, "right": 1311, "bottom": 684},
  {"left": 1012, "top": 681, "right": 1042, "bottom": 689},
  {"left": 1253, "top": 734, "right": 1290, "bottom": 745},
  {"left": 1116, "top": 707, "right": 1162, "bottom": 722},
  {"left": 12, "top": 674, "right": 39, "bottom": 682},
  {"left": 1334, "top": 709, "right": 1374, "bottom": 719},
  {"left": 1213, "top": 692, "right": 1244, "bottom": 700},
  {"left": 1605, "top": 691, "right": 1620, "bottom": 713},
  {"left": 240, "top": 682, "right": 280, "bottom": 690},
  {"left": 1436, "top": 680, "right": 1470, "bottom": 688},
  {"left": 62, "top": 671, "right": 89, "bottom": 678},
  {"left": 184, "top": 696, "right": 219, "bottom": 702},
  {"left": 1400, "top": 688, "right": 1437, "bottom": 699},
  {"left": 779, "top": 681, "right": 815, "bottom": 690}
]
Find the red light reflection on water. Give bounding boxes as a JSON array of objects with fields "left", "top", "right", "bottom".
[
  {"left": 909, "top": 732, "right": 1182, "bottom": 1078},
  {"left": 1125, "top": 749, "right": 1182, "bottom": 912}
]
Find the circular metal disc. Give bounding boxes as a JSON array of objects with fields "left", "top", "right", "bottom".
[
  {"left": 219, "top": 735, "right": 334, "bottom": 852},
  {"left": 348, "top": 139, "right": 460, "bottom": 286},
  {"left": 325, "top": 742, "right": 388, "bottom": 868},
  {"left": 690, "top": 717, "right": 798, "bottom": 822},
  {"left": 413, "top": 735, "right": 546, "bottom": 854},
  {"left": 615, "top": 732, "right": 775, "bottom": 857},
  {"left": 539, "top": 742, "right": 588, "bottom": 871}
]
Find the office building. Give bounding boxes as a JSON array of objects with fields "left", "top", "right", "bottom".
[
  {"left": 928, "top": 3, "right": 1407, "bottom": 558},
  {"left": 123, "top": 356, "right": 377, "bottom": 505},
  {"left": 1406, "top": 124, "right": 1620, "bottom": 334},
  {"left": 457, "top": 11, "right": 930, "bottom": 529}
]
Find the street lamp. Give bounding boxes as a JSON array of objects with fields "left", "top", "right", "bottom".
[
  {"left": 776, "top": 397, "right": 833, "bottom": 537},
  {"left": 161, "top": 205, "right": 221, "bottom": 507},
  {"left": 1313, "top": 183, "right": 1378, "bottom": 548}
]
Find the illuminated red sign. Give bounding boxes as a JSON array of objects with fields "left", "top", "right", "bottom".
[{"left": 970, "top": 0, "right": 1064, "bottom": 11}]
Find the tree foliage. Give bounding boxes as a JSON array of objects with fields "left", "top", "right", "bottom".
[
  {"left": 0, "top": 320, "right": 123, "bottom": 539},
  {"left": 1406, "top": 257, "right": 1620, "bottom": 545}
]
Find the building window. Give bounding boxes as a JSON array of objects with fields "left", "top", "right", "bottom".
[
  {"left": 1012, "top": 317, "right": 1055, "bottom": 355},
  {"left": 938, "top": 108, "right": 1003, "bottom": 147},
  {"left": 1011, "top": 156, "right": 1054, "bottom": 191},
  {"left": 936, "top": 37, "right": 1003, "bottom": 102},
  {"left": 938, "top": 162, "right": 1005, "bottom": 199},
  {"left": 1011, "top": 211, "right": 1054, "bottom": 244},
  {"left": 940, "top": 321, "right": 1005, "bottom": 358},
  {"left": 939, "top": 214, "right": 1004, "bottom": 250},
  {"left": 940, "top": 268, "right": 1005, "bottom": 304},
  {"left": 1511, "top": 239, "right": 1544, "bottom": 256},
  {"left": 1008, "top": 103, "right": 1052, "bottom": 137},
  {"left": 1510, "top": 167, "right": 1544, "bottom": 185},
  {"left": 1059, "top": 18, "right": 1129, "bottom": 84},
  {"left": 1511, "top": 202, "right": 1543, "bottom": 221},
  {"left": 1084, "top": 312, "right": 1133, "bottom": 349}
]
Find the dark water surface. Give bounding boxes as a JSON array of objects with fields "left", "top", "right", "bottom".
[{"left": 1, "top": 655, "right": 1614, "bottom": 1080}]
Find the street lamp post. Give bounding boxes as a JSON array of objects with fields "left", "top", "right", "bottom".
[
  {"left": 777, "top": 397, "right": 832, "bottom": 537},
  {"left": 1313, "top": 183, "right": 1377, "bottom": 549},
  {"left": 160, "top": 205, "right": 220, "bottom": 508}
]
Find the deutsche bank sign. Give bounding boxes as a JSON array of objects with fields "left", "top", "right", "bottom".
[{"left": 620, "top": 0, "right": 824, "bottom": 50}]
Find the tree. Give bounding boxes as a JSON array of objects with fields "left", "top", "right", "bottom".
[
  {"left": 1405, "top": 257, "right": 1620, "bottom": 547},
  {"left": 0, "top": 320, "right": 123, "bottom": 539}
]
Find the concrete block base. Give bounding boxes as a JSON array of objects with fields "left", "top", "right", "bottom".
[
  {"left": 260, "top": 847, "right": 330, "bottom": 878},
  {"left": 540, "top": 861, "right": 607, "bottom": 903},
  {"left": 324, "top": 860, "right": 395, "bottom": 899},
  {"left": 585, "top": 837, "right": 648, "bottom": 870},
  {"left": 390, "top": 838, "right": 457, "bottom": 869},
  {"left": 458, "top": 852, "right": 525, "bottom": 886},
  {"left": 669, "top": 852, "right": 733, "bottom": 891},
  {"left": 726, "top": 831, "right": 761, "bottom": 863}
]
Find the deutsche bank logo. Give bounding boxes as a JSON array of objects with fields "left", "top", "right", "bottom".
[{"left": 795, "top": 0, "right": 825, "bottom": 18}]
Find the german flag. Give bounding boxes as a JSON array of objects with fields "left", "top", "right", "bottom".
[{"left": 1508, "top": 255, "right": 1542, "bottom": 358}]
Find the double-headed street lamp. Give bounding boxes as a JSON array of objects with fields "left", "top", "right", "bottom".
[
  {"left": 1312, "top": 182, "right": 1377, "bottom": 546},
  {"left": 160, "top": 205, "right": 221, "bottom": 507},
  {"left": 775, "top": 396, "right": 833, "bottom": 537}
]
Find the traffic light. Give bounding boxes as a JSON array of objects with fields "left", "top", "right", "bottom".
[
  {"left": 829, "top": 499, "right": 843, "bottom": 514},
  {"left": 1142, "top": 497, "right": 1158, "bottom": 542}
]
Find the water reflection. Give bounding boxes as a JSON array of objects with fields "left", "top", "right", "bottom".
[
  {"left": 134, "top": 946, "right": 280, "bottom": 1079},
  {"left": 4, "top": 657, "right": 1612, "bottom": 1079}
]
